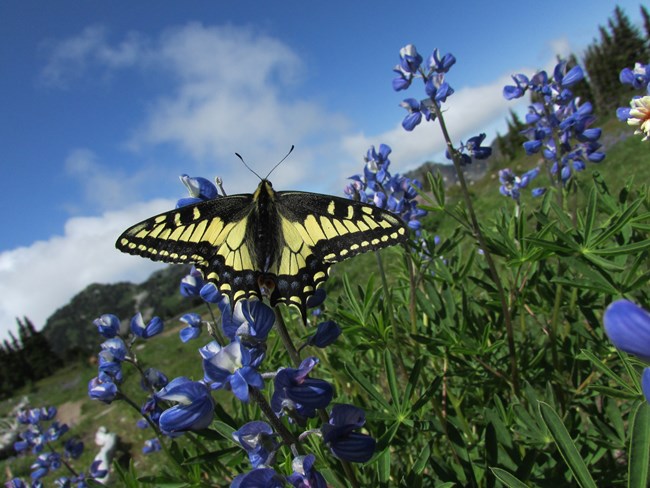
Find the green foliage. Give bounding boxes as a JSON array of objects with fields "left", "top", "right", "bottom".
[{"left": 583, "top": 5, "right": 650, "bottom": 113}]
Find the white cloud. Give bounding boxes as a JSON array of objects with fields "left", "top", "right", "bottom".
[
  {"left": 0, "top": 200, "right": 173, "bottom": 341},
  {"left": 64, "top": 148, "right": 155, "bottom": 211},
  {"left": 40, "top": 25, "right": 146, "bottom": 87},
  {"left": 128, "top": 23, "right": 349, "bottom": 187}
]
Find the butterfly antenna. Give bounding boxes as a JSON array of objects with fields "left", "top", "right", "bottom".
[
  {"left": 265, "top": 145, "right": 294, "bottom": 180},
  {"left": 235, "top": 153, "right": 263, "bottom": 181}
]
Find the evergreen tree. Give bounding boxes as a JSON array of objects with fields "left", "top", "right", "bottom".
[{"left": 641, "top": 5, "right": 650, "bottom": 52}]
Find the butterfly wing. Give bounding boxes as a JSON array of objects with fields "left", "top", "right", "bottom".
[
  {"left": 116, "top": 193, "right": 263, "bottom": 304},
  {"left": 269, "top": 190, "right": 408, "bottom": 311}
]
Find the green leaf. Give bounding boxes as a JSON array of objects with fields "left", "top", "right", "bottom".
[
  {"left": 411, "top": 442, "right": 431, "bottom": 474},
  {"left": 583, "top": 187, "right": 597, "bottom": 244},
  {"left": 345, "top": 362, "right": 392, "bottom": 411},
  {"left": 590, "top": 239, "right": 650, "bottom": 256},
  {"left": 538, "top": 401, "right": 597, "bottom": 488},
  {"left": 377, "top": 448, "right": 391, "bottom": 483},
  {"left": 384, "top": 350, "right": 400, "bottom": 406},
  {"left": 490, "top": 468, "right": 530, "bottom": 488},
  {"left": 211, "top": 421, "right": 237, "bottom": 441},
  {"left": 629, "top": 401, "right": 650, "bottom": 488},
  {"left": 578, "top": 349, "right": 638, "bottom": 395}
]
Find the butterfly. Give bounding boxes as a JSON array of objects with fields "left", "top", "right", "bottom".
[{"left": 116, "top": 178, "right": 408, "bottom": 318}]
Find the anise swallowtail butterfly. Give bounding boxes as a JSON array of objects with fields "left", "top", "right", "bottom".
[{"left": 116, "top": 179, "right": 408, "bottom": 318}]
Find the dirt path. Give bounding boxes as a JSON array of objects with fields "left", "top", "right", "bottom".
[{"left": 56, "top": 399, "right": 84, "bottom": 427}]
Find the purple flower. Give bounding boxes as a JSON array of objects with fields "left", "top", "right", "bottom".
[
  {"left": 156, "top": 377, "right": 215, "bottom": 434},
  {"left": 63, "top": 438, "right": 84, "bottom": 459},
  {"left": 308, "top": 321, "right": 341, "bottom": 348},
  {"left": 179, "top": 313, "right": 203, "bottom": 342},
  {"left": 503, "top": 73, "right": 530, "bottom": 100},
  {"left": 88, "top": 377, "right": 118, "bottom": 404},
  {"left": 142, "top": 438, "right": 162, "bottom": 454},
  {"left": 93, "top": 314, "right": 122, "bottom": 338},
  {"left": 322, "top": 404, "right": 376, "bottom": 463},
  {"left": 231, "top": 468, "right": 286, "bottom": 488},
  {"left": 180, "top": 267, "right": 204, "bottom": 297},
  {"left": 179, "top": 174, "right": 219, "bottom": 200},
  {"left": 427, "top": 48, "right": 456, "bottom": 74},
  {"left": 202, "top": 342, "right": 264, "bottom": 402},
  {"left": 272, "top": 358, "right": 333, "bottom": 421},
  {"left": 141, "top": 367, "right": 169, "bottom": 390},
  {"left": 400, "top": 98, "right": 426, "bottom": 131},
  {"left": 130, "top": 313, "right": 163, "bottom": 339},
  {"left": 287, "top": 454, "right": 327, "bottom": 488},
  {"left": 604, "top": 300, "right": 650, "bottom": 362},
  {"left": 232, "top": 421, "right": 280, "bottom": 468}
]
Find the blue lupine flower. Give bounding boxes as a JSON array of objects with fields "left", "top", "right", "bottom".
[
  {"left": 45, "top": 421, "right": 69, "bottom": 442},
  {"left": 392, "top": 44, "right": 422, "bottom": 91},
  {"left": 287, "top": 454, "right": 327, "bottom": 488},
  {"left": 398, "top": 44, "right": 423, "bottom": 74},
  {"left": 400, "top": 98, "right": 427, "bottom": 131},
  {"left": 180, "top": 266, "right": 204, "bottom": 297},
  {"left": 63, "top": 438, "right": 84, "bottom": 459},
  {"left": 427, "top": 48, "right": 456, "bottom": 74},
  {"left": 202, "top": 342, "right": 264, "bottom": 402},
  {"left": 503, "top": 73, "right": 529, "bottom": 100},
  {"left": 619, "top": 62, "right": 650, "bottom": 90},
  {"left": 179, "top": 313, "right": 203, "bottom": 342},
  {"left": 141, "top": 367, "right": 169, "bottom": 390},
  {"left": 100, "top": 338, "right": 127, "bottom": 361},
  {"left": 5, "top": 479, "right": 27, "bottom": 488},
  {"left": 498, "top": 168, "right": 541, "bottom": 202},
  {"left": 504, "top": 59, "right": 604, "bottom": 189},
  {"left": 232, "top": 421, "right": 280, "bottom": 468},
  {"left": 30, "top": 452, "right": 61, "bottom": 480},
  {"left": 88, "top": 377, "right": 118, "bottom": 404},
  {"left": 130, "top": 313, "right": 164, "bottom": 339},
  {"left": 346, "top": 144, "right": 427, "bottom": 233},
  {"left": 272, "top": 357, "right": 333, "bottom": 421},
  {"left": 228, "top": 300, "right": 275, "bottom": 344},
  {"left": 308, "top": 321, "right": 341, "bottom": 348},
  {"left": 201, "top": 281, "right": 228, "bottom": 306},
  {"left": 156, "top": 377, "right": 215, "bottom": 434},
  {"left": 321, "top": 404, "right": 376, "bottom": 463},
  {"left": 231, "top": 468, "right": 286, "bottom": 488},
  {"left": 180, "top": 174, "right": 219, "bottom": 200},
  {"left": 93, "top": 314, "right": 122, "bottom": 338},
  {"left": 142, "top": 438, "right": 162, "bottom": 454},
  {"left": 89, "top": 459, "right": 108, "bottom": 480},
  {"left": 604, "top": 300, "right": 650, "bottom": 362},
  {"left": 604, "top": 300, "right": 650, "bottom": 404},
  {"left": 447, "top": 133, "right": 492, "bottom": 165}
]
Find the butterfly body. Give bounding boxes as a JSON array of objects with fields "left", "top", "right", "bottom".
[{"left": 117, "top": 179, "right": 408, "bottom": 317}]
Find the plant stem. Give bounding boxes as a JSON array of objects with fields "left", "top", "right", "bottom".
[
  {"left": 430, "top": 101, "right": 520, "bottom": 395},
  {"left": 274, "top": 307, "right": 302, "bottom": 367}
]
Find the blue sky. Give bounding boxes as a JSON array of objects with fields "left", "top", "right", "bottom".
[{"left": 0, "top": 0, "right": 644, "bottom": 340}]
